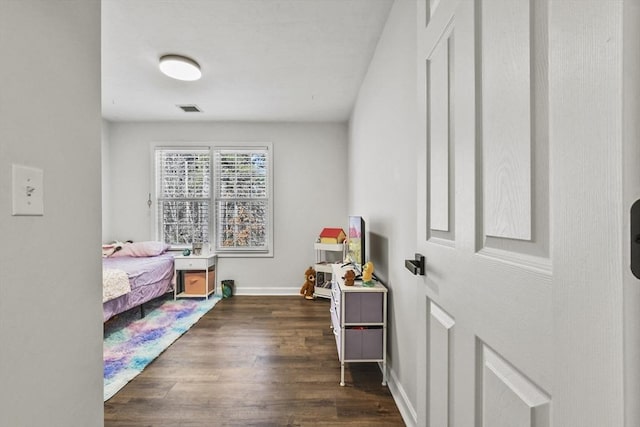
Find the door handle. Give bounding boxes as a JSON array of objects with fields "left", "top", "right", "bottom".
[
  {"left": 631, "top": 199, "right": 640, "bottom": 279},
  {"left": 405, "top": 253, "right": 425, "bottom": 276}
]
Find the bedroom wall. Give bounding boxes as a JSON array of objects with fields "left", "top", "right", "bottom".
[
  {"left": 102, "top": 120, "right": 112, "bottom": 240},
  {"left": 348, "top": 0, "right": 418, "bottom": 423},
  {"left": 104, "top": 121, "right": 348, "bottom": 293},
  {"left": 0, "top": 1, "right": 103, "bottom": 426}
]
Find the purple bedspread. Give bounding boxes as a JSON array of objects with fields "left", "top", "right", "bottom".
[{"left": 102, "top": 253, "right": 175, "bottom": 322}]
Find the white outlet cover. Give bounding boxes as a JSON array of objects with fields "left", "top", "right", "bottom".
[{"left": 12, "top": 164, "right": 44, "bottom": 216}]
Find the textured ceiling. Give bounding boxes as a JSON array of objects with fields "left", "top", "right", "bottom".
[{"left": 101, "top": 0, "right": 394, "bottom": 122}]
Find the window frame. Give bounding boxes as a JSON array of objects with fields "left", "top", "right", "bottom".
[
  {"left": 150, "top": 142, "right": 273, "bottom": 258},
  {"left": 212, "top": 143, "right": 273, "bottom": 257},
  {"left": 152, "top": 145, "right": 213, "bottom": 249}
]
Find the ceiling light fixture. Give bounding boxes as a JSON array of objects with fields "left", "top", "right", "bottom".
[{"left": 158, "top": 54, "right": 201, "bottom": 81}]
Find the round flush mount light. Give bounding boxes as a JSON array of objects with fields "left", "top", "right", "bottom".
[{"left": 158, "top": 54, "right": 201, "bottom": 81}]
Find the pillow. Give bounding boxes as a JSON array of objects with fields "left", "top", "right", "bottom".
[
  {"left": 102, "top": 244, "right": 118, "bottom": 258},
  {"left": 102, "top": 242, "right": 124, "bottom": 257},
  {"left": 110, "top": 241, "right": 170, "bottom": 257}
]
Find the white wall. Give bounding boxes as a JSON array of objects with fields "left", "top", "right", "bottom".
[
  {"left": 348, "top": 0, "right": 418, "bottom": 422},
  {"left": 102, "top": 120, "right": 111, "bottom": 240},
  {"left": 104, "top": 121, "right": 348, "bottom": 293},
  {"left": 0, "top": 1, "right": 103, "bottom": 426}
]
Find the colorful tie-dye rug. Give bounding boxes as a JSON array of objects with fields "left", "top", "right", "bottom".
[{"left": 103, "top": 294, "right": 220, "bottom": 401}]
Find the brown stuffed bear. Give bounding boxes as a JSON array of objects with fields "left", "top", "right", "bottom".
[
  {"left": 343, "top": 269, "right": 356, "bottom": 286},
  {"left": 300, "top": 266, "right": 316, "bottom": 300}
]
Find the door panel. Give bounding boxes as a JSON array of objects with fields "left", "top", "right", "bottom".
[
  {"left": 480, "top": 344, "right": 550, "bottom": 427},
  {"left": 417, "top": 0, "right": 552, "bottom": 425},
  {"left": 418, "top": 0, "right": 636, "bottom": 426},
  {"left": 478, "top": 0, "right": 549, "bottom": 259},
  {"left": 427, "top": 26, "right": 453, "bottom": 234},
  {"left": 480, "top": 0, "right": 532, "bottom": 241},
  {"left": 428, "top": 301, "right": 455, "bottom": 427}
]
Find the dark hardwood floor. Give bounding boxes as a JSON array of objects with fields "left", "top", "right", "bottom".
[{"left": 104, "top": 295, "right": 405, "bottom": 426}]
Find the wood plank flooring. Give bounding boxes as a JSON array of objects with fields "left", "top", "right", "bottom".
[{"left": 104, "top": 296, "right": 405, "bottom": 426}]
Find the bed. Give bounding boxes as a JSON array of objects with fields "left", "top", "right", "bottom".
[{"left": 102, "top": 242, "right": 175, "bottom": 322}]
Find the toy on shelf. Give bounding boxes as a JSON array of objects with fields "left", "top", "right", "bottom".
[
  {"left": 319, "top": 228, "right": 346, "bottom": 244},
  {"left": 343, "top": 269, "right": 356, "bottom": 286},
  {"left": 300, "top": 266, "right": 316, "bottom": 300},
  {"left": 362, "top": 261, "right": 375, "bottom": 287}
]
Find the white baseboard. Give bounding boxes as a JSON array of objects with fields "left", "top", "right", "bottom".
[
  {"left": 385, "top": 365, "right": 418, "bottom": 427},
  {"left": 232, "top": 287, "right": 301, "bottom": 296}
]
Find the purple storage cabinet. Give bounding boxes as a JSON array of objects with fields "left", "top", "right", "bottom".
[{"left": 330, "top": 264, "right": 387, "bottom": 387}]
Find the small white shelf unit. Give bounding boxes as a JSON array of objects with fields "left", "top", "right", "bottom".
[
  {"left": 314, "top": 242, "right": 346, "bottom": 299},
  {"left": 173, "top": 253, "right": 217, "bottom": 299}
]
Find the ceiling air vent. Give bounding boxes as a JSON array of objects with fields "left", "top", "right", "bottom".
[{"left": 177, "top": 104, "right": 202, "bottom": 113}]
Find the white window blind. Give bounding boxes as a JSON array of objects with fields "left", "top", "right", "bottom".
[
  {"left": 156, "top": 149, "right": 211, "bottom": 246},
  {"left": 214, "top": 148, "right": 270, "bottom": 252}
]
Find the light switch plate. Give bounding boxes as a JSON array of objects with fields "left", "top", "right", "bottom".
[{"left": 12, "top": 164, "right": 44, "bottom": 216}]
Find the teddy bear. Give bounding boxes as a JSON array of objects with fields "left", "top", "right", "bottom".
[
  {"left": 300, "top": 266, "right": 316, "bottom": 300},
  {"left": 343, "top": 269, "right": 356, "bottom": 286}
]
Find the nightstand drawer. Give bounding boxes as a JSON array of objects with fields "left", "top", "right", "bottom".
[{"left": 174, "top": 256, "right": 214, "bottom": 270}]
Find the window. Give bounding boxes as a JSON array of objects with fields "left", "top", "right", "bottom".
[
  {"left": 155, "top": 148, "right": 211, "bottom": 246},
  {"left": 153, "top": 144, "right": 272, "bottom": 256},
  {"left": 214, "top": 147, "right": 271, "bottom": 253}
]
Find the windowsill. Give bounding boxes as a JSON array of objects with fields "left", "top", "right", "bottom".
[
  {"left": 167, "top": 247, "right": 273, "bottom": 258},
  {"left": 215, "top": 251, "right": 273, "bottom": 258}
]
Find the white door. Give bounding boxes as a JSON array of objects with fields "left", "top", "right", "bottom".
[{"left": 415, "top": 1, "right": 640, "bottom": 426}]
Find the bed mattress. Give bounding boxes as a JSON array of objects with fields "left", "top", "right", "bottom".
[{"left": 102, "top": 253, "right": 175, "bottom": 322}]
